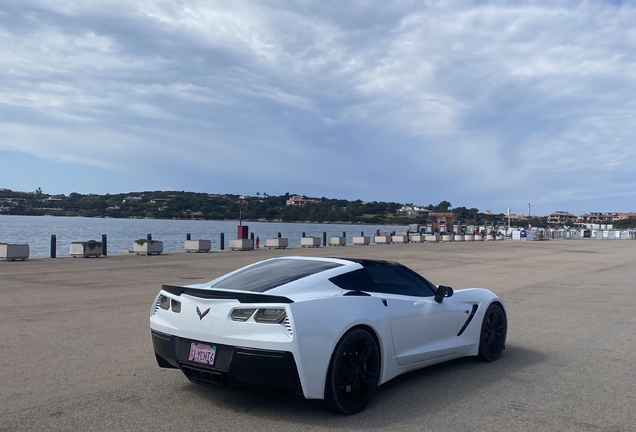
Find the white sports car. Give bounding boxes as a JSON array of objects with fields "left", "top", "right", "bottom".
[{"left": 150, "top": 256, "right": 507, "bottom": 414}]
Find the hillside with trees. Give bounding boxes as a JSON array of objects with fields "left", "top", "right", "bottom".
[{"left": 0, "top": 188, "right": 541, "bottom": 227}]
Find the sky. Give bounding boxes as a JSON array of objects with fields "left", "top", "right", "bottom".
[{"left": 1, "top": 0, "right": 635, "bottom": 216}]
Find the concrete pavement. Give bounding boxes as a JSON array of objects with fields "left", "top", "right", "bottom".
[{"left": 1, "top": 240, "right": 635, "bottom": 431}]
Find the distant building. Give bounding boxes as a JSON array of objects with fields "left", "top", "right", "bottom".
[
  {"left": 508, "top": 213, "right": 527, "bottom": 221},
  {"left": 0, "top": 198, "right": 24, "bottom": 206},
  {"left": 32, "top": 207, "right": 63, "bottom": 212},
  {"left": 395, "top": 205, "right": 428, "bottom": 216},
  {"left": 182, "top": 210, "right": 204, "bottom": 217},
  {"left": 286, "top": 195, "right": 321, "bottom": 206},
  {"left": 577, "top": 212, "right": 619, "bottom": 225},
  {"left": 150, "top": 198, "right": 171, "bottom": 204},
  {"left": 547, "top": 211, "right": 577, "bottom": 226},
  {"left": 427, "top": 212, "right": 455, "bottom": 233},
  {"left": 611, "top": 212, "right": 636, "bottom": 221}
]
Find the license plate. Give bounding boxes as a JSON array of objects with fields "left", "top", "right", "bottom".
[{"left": 188, "top": 342, "right": 217, "bottom": 366}]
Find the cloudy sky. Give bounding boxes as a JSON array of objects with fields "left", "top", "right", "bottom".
[{"left": 1, "top": 0, "right": 635, "bottom": 216}]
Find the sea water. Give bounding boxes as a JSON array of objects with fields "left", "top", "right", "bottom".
[{"left": 0, "top": 215, "right": 407, "bottom": 257}]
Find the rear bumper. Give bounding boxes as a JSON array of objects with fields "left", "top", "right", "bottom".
[{"left": 151, "top": 330, "right": 303, "bottom": 395}]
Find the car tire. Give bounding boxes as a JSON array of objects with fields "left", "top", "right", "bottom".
[
  {"left": 478, "top": 303, "right": 507, "bottom": 362},
  {"left": 324, "top": 328, "right": 380, "bottom": 415}
]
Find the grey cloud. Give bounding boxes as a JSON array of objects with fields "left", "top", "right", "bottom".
[{"left": 1, "top": 0, "right": 636, "bottom": 215}]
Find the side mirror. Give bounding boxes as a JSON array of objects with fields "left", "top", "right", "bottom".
[{"left": 434, "top": 285, "right": 454, "bottom": 303}]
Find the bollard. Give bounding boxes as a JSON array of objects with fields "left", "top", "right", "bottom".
[
  {"left": 102, "top": 234, "right": 107, "bottom": 256},
  {"left": 376, "top": 229, "right": 380, "bottom": 236},
  {"left": 186, "top": 233, "right": 191, "bottom": 241},
  {"left": 50, "top": 235, "right": 56, "bottom": 258},
  {"left": 343, "top": 231, "right": 346, "bottom": 237},
  {"left": 220, "top": 233, "right": 225, "bottom": 251},
  {"left": 278, "top": 232, "right": 281, "bottom": 238},
  {"left": 361, "top": 231, "right": 364, "bottom": 236},
  {"left": 323, "top": 232, "right": 327, "bottom": 247},
  {"left": 302, "top": 232, "right": 305, "bottom": 237},
  {"left": 256, "top": 236, "right": 260, "bottom": 248},
  {"left": 250, "top": 232, "right": 254, "bottom": 241},
  {"left": 147, "top": 234, "right": 152, "bottom": 241}
]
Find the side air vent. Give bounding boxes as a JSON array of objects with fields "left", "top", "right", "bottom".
[
  {"left": 152, "top": 296, "right": 162, "bottom": 316},
  {"left": 283, "top": 315, "right": 293, "bottom": 337},
  {"left": 457, "top": 304, "right": 479, "bottom": 336}
]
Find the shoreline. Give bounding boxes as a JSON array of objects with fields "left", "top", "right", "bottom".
[{"left": 0, "top": 213, "right": 416, "bottom": 226}]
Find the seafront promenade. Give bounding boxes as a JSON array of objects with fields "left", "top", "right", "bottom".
[{"left": 1, "top": 241, "right": 635, "bottom": 431}]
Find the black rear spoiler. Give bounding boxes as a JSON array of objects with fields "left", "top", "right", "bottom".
[{"left": 161, "top": 285, "right": 294, "bottom": 304}]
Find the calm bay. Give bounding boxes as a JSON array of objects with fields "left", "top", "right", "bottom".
[{"left": 0, "top": 215, "right": 408, "bottom": 257}]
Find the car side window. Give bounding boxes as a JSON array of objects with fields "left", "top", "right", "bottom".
[
  {"left": 392, "top": 266, "right": 436, "bottom": 297},
  {"left": 329, "top": 268, "right": 377, "bottom": 292},
  {"left": 364, "top": 264, "right": 433, "bottom": 297},
  {"left": 330, "top": 264, "right": 436, "bottom": 297}
]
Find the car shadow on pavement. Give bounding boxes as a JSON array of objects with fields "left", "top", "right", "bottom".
[{"left": 185, "top": 344, "right": 546, "bottom": 428}]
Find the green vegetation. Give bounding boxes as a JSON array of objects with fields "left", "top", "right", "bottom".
[
  {"left": 0, "top": 188, "right": 543, "bottom": 227},
  {"left": 611, "top": 218, "right": 636, "bottom": 229}
]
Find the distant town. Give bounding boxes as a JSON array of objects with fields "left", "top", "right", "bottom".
[{"left": 1, "top": 188, "right": 634, "bottom": 229}]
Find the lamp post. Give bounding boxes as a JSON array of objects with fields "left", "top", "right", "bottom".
[
  {"left": 236, "top": 196, "right": 248, "bottom": 240},
  {"left": 507, "top": 207, "right": 511, "bottom": 236},
  {"left": 238, "top": 196, "right": 245, "bottom": 226}
]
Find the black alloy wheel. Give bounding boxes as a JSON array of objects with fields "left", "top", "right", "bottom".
[
  {"left": 324, "top": 329, "right": 380, "bottom": 415},
  {"left": 478, "top": 304, "right": 507, "bottom": 362}
]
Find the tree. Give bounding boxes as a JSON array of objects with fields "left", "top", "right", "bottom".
[{"left": 437, "top": 201, "right": 452, "bottom": 212}]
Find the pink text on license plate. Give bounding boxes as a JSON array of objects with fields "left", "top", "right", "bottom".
[{"left": 189, "top": 342, "right": 217, "bottom": 365}]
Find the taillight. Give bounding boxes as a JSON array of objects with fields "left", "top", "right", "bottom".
[
  {"left": 230, "top": 308, "right": 287, "bottom": 324},
  {"left": 254, "top": 308, "right": 286, "bottom": 324},
  {"left": 231, "top": 308, "right": 256, "bottom": 322},
  {"left": 157, "top": 295, "right": 181, "bottom": 313},
  {"left": 171, "top": 299, "right": 181, "bottom": 313}
]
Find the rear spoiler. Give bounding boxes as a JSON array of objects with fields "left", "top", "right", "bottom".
[{"left": 161, "top": 285, "right": 294, "bottom": 304}]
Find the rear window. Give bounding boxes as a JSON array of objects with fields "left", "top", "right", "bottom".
[{"left": 210, "top": 259, "right": 343, "bottom": 292}]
